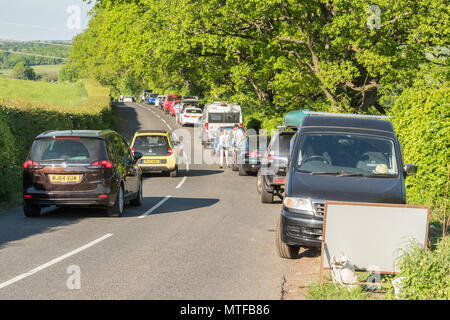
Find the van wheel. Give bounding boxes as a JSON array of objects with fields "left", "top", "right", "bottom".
[
  {"left": 24, "top": 203, "right": 41, "bottom": 217},
  {"left": 261, "top": 183, "right": 273, "bottom": 203},
  {"left": 275, "top": 217, "right": 299, "bottom": 259},
  {"left": 107, "top": 185, "right": 124, "bottom": 217},
  {"left": 130, "top": 179, "right": 143, "bottom": 206},
  {"left": 238, "top": 165, "right": 248, "bottom": 176}
]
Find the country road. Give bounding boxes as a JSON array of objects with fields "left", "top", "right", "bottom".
[{"left": 0, "top": 102, "right": 318, "bottom": 299}]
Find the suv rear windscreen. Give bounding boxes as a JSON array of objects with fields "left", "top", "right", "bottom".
[
  {"left": 208, "top": 112, "right": 240, "bottom": 123},
  {"left": 30, "top": 138, "right": 107, "bottom": 163},
  {"left": 271, "top": 132, "right": 295, "bottom": 155},
  {"left": 132, "top": 135, "right": 170, "bottom": 156},
  {"left": 168, "top": 95, "right": 182, "bottom": 101}
]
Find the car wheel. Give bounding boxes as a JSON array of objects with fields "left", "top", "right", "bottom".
[
  {"left": 275, "top": 217, "right": 299, "bottom": 259},
  {"left": 260, "top": 182, "right": 273, "bottom": 203},
  {"left": 238, "top": 164, "right": 248, "bottom": 176},
  {"left": 23, "top": 202, "right": 41, "bottom": 217},
  {"left": 130, "top": 179, "right": 143, "bottom": 206},
  {"left": 107, "top": 185, "right": 124, "bottom": 217},
  {"left": 256, "top": 170, "right": 263, "bottom": 194},
  {"left": 170, "top": 167, "right": 178, "bottom": 178}
]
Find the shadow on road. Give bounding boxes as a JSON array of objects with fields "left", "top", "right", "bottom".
[
  {"left": 127, "top": 196, "right": 220, "bottom": 217},
  {"left": 0, "top": 207, "right": 80, "bottom": 250},
  {"left": 116, "top": 103, "right": 141, "bottom": 141}
]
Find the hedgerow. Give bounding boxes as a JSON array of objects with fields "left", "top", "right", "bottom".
[{"left": 389, "top": 86, "right": 450, "bottom": 221}]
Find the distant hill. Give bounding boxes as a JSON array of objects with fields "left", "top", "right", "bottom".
[{"left": 0, "top": 40, "right": 71, "bottom": 69}]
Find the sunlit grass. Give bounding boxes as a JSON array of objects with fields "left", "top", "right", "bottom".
[{"left": 0, "top": 77, "right": 87, "bottom": 107}]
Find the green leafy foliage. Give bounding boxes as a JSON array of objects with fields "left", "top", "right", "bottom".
[
  {"left": 389, "top": 83, "right": 450, "bottom": 220},
  {"left": 384, "top": 238, "right": 450, "bottom": 300},
  {"left": 12, "top": 62, "right": 36, "bottom": 80},
  {"left": 68, "top": 0, "right": 448, "bottom": 113}
]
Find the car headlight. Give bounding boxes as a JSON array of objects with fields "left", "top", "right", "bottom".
[{"left": 283, "top": 197, "right": 313, "bottom": 212}]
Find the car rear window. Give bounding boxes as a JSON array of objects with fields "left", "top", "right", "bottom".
[
  {"left": 186, "top": 109, "right": 202, "bottom": 114},
  {"left": 168, "top": 95, "right": 182, "bottom": 101},
  {"left": 132, "top": 135, "right": 170, "bottom": 156},
  {"left": 30, "top": 138, "right": 107, "bottom": 163},
  {"left": 208, "top": 112, "right": 240, "bottom": 123}
]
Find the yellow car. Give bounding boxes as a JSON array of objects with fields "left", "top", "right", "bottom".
[{"left": 130, "top": 130, "right": 178, "bottom": 177}]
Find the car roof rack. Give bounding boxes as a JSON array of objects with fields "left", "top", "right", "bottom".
[{"left": 303, "top": 111, "right": 391, "bottom": 119}]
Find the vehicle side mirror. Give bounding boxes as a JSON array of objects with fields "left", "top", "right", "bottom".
[
  {"left": 133, "top": 151, "right": 143, "bottom": 161},
  {"left": 404, "top": 164, "right": 417, "bottom": 176}
]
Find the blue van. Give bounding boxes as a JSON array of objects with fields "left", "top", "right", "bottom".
[{"left": 276, "top": 112, "right": 418, "bottom": 258}]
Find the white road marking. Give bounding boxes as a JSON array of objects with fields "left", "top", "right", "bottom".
[
  {"left": 0, "top": 233, "right": 113, "bottom": 289},
  {"left": 176, "top": 176, "right": 187, "bottom": 189},
  {"left": 138, "top": 195, "right": 172, "bottom": 219}
]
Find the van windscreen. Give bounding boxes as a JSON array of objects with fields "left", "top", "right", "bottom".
[
  {"left": 295, "top": 134, "right": 398, "bottom": 176},
  {"left": 30, "top": 138, "right": 107, "bottom": 163}
]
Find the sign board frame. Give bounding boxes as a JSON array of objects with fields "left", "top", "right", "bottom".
[{"left": 319, "top": 201, "right": 430, "bottom": 286}]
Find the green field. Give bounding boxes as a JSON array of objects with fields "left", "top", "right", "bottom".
[
  {"left": 0, "top": 77, "right": 87, "bottom": 107},
  {"left": 0, "top": 64, "right": 64, "bottom": 79}
]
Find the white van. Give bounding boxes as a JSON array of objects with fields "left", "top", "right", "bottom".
[{"left": 201, "top": 101, "right": 243, "bottom": 146}]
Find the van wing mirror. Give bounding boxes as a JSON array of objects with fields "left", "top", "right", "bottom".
[{"left": 404, "top": 164, "right": 417, "bottom": 176}]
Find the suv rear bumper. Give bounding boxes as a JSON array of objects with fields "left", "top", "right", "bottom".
[{"left": 280, "top": 209, "right": 323, "bottom": 248}]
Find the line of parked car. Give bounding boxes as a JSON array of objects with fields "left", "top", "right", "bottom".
[
  {"left": 22, "top": 98, "right": 419, "bottom": 262},
  {"left": 224, "top": 110, "right": 419, "bottom": 259}
]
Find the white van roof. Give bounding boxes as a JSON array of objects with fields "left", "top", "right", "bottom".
[{"left": 205, "top": 101, "right": 241, "bottom": 113}]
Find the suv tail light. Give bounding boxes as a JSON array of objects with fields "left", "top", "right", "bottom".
[
  {"left": 89, "top": 160, "right": 113, "bottom": 168},
  {"left": 239, "top": 123, "right": 243, "bottom": 127},
  {"left": 205, "top": 123, "right": 209, "bottom": 131},
  {"left": 167, "top": 147, "right": 174, "bottom": 156},
  {"left": 268, "top": 151, "right": 275, "bottom": 161},
  {"left": 245, "top": 152, "right": 260, "bottom": 157},
  {"left": 23, "top": 160, "right": 41, "bottom": 169}
]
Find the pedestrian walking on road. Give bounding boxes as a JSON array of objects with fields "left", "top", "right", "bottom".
[{"left": 218, "top": 130, "right": 230, "bottom": 168}]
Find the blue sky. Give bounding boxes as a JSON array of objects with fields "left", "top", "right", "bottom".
[{"left": 0, "top": 0, "right": 94, "bottom": 41}]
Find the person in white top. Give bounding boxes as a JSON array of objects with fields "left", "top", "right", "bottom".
[
  {"left": 232, "top": 124, "right": 245, "bottom": 167},
  {"left": 218, "top": 130, "right": 230, "bottom": 168}
]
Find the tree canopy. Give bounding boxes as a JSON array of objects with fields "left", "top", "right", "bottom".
[{"left": 63, "top": 0, "right": 448, "bottom": 115}]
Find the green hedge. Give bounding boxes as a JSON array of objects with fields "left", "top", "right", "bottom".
[
  {"left": 389, "top": 86, "right": 450, "bottom": 221},
  {"left": 0, "top": 79, "right": 115, "bottom": 204}
]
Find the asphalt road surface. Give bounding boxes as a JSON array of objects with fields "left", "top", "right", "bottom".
[{"left": 0, "top": 102, "right": 295, "bottom": 299}]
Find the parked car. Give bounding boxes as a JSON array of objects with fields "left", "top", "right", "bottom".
[
  {"left": 130, "top": 130, "right": 179, "bottom": 177},
  {"left": 201, "top": 101, "right": 242, "bottom": 148},
  {"left": 258, "top": 130, "right": 296, "bottom": 203},
  {"left": 154, "top": 95, "right": 164, "bottom": 108},
  {"left": 123, "top": 96, "right": 134, "bottom": 102},
  {"left": 276, "top": 112, "right": 417, "bottom": 259},
  {"left": 22, "top": 130, "right": 143, "bottom": 218},
  {"left": 147, "top": 93, "right": 159, "bottom": 104},
  {"left": 164, "top": 94, "right": 182, "bottom": 114},
  {"left": 179, "top": 107, "right": 203, "bottom": 126},
  {"left": 235, "top": 134, "right": 268, "bottom": 176}
]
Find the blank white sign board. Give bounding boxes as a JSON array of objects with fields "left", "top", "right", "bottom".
[{"left": 322, "top": 202, "right": 429, "bottom": 273}]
